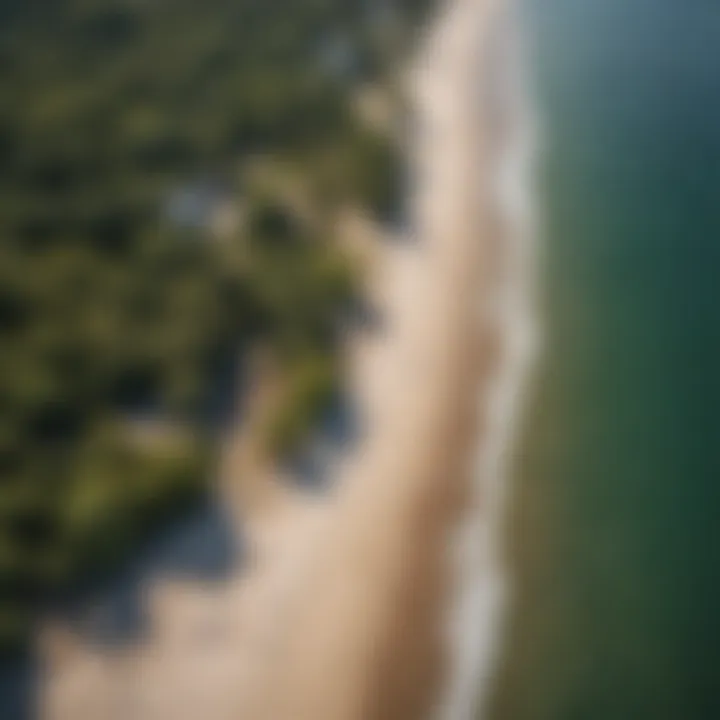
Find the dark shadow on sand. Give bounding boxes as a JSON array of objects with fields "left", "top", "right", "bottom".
[
  {"left": 0, "top": 655, "right": 37, "bottom": 720},
  {"left": 53, "top": 497, "right": 242, "bottom": 649},
  {"left": 284, "top": 389, "right": 362, "bottom": 492}
]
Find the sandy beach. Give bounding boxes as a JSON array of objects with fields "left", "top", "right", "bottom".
[{"left": 40, "top": 0, "right": 514, "bottom": 718}]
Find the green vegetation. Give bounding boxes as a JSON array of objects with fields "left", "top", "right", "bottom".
[
  {"left": 265, "top": 354, "right": 338, "bottom": 456},
  {"left": 0, "top": 0, "right": 431, "bottom": 650}
]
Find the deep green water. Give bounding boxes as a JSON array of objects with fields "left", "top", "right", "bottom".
[{"left": 489, "top": 1, "right": 720, "bottom": 718}]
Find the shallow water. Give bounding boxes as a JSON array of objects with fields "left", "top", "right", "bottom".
[{"left": 489, "top": 2, "right": 720, "bottom": 718}]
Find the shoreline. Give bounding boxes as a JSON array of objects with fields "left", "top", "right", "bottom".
[{"left": 436, "top": 1, "right": 540, "bottom": 717}]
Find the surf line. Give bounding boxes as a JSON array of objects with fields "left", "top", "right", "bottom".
[{"left": 434, "top": 3, "right": 542, "bottom": 719}]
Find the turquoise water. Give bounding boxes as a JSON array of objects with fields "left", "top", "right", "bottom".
[{"left": 489, "top": 2, "right": 720, "bottom": 718}]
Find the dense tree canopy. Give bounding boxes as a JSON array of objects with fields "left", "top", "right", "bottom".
[{"left": 0, "top": 0, "right": 431, "bottom": 650}]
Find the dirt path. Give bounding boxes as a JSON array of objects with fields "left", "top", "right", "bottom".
[{"left": 40, "top": 1, "right": 507, "bottom": 718}]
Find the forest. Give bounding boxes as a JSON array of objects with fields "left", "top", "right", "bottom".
[{"left": 0, "top": 0, "right": 430, "bottom": 649}]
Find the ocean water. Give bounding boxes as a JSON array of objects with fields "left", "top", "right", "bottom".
[{"left": 488, "top": 1, "right": 720, "bottom": 719}]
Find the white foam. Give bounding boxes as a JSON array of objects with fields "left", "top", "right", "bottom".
[{"left": 434, "top": 4, "right": 543, "bottom": 719}]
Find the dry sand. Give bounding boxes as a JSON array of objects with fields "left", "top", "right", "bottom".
[{"left": 40, "top": 0, "right": 511, "bottom": 718}]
